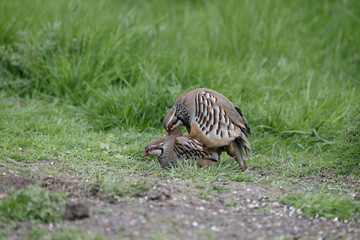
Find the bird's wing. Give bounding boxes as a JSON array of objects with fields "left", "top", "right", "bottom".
[
  {"left": 174, "top": 136, "right": 218, "bottom": 161},
  {"left": 197, "top": 89, "right": 251, "bottom": 135}
]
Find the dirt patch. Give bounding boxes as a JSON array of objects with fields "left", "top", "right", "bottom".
[
  {"left": 42, "top": 187, "right": 360, "bottom": 240},
  {"left": 0, "top": 175, "right": 35, "bottom": 193},
  {"left": 1, "top": 162, "right": 360, "bottom": 239},
  {"left": 40, "top": 176, "right": 91, "bottom": 198}
]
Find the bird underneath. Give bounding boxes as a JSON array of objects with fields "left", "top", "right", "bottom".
[
  {"left": 163, "top": 88, "right": 251, "bottom": 170},
  {"left": 143, "top": 128, "right": 219, "bottom": 168}
]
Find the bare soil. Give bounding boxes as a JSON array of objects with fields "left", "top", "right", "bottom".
[{"left": 1, "top": 162, "right": 359, "bottom": 240}]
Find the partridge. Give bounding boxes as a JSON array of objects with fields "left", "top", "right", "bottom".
[
  {"left": 143, "top": 128, "right": 219, "bottom": 168},
  {"left": 163, "top": 88, "right": 251, "bottom": 170}
]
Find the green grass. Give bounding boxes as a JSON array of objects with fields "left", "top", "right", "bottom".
[
  {"left": 0, "top": 99, "right": 357, "bottom": 187},
  {"left": 280, "top": 193, "right": 360, "bottom": 220},
  {"left": 331, "top": 102, "right": 360, "bottom": 175},
  {"left": 1, "top": 0, "right": 359, "bottom": 155},
  {"left": 1, "top": 0, "right": 358, "bottom": 135},
  {"left": 98, "top": 175, "right": 155, "bottom": 203},
  {"left": 0, "top": 185, "right": 66, "bottom": 223}
]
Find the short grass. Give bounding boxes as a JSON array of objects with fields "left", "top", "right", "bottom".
[
  {"left": 0, "top": 0, "right": 359, "bottom": 236},
  {"left": 0, "top": 185, "right": 66, "bottom": 223},
  {"left": 98, "top": 175, "right": 155, "bottom": 203},
  {"left": 331, "top": 101, "right": 360, "bottom": 175},
  {"left": 280, "top": 193, "right": 360, "bottom": 220}
]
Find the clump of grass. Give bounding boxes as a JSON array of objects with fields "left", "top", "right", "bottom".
[
  {"left": 98, "top": 176, "right": 154, "bottom": 203},
  {"left": 211, "top": 185, "right": 229, "bottom": 193},
  {"left": 331, "top": 102, "right": 360, "bottom": 175},
  {"left": 0, "top": 185, "right": 66, "bottom": 223},
  {"left": 280, "top": 193, "right": 360, "bottom": 220}
]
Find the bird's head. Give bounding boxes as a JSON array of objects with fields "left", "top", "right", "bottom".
[
  {"left": 163, "top": 107, "right": 184, "bottom": 135},
  {"left": 142, "top": 139, "right": 165, "bottom": 157}
]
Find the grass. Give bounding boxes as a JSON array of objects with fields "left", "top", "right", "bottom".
[
  {"left": 0, "top": 0, "right": 359, "bottom": 237},
  {"left": 280, "top": 193, "right": 360, "bottom": 220},
  {"left": 0, "top": 185, "right": 66, "bottom": 223},
  {"left": 331, "top": 101, "right": 360, "bottom": 175},
  {"left": 98, "top": 175, "right": 155, "bottom": 203}
]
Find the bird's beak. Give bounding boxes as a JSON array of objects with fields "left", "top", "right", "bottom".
[
  {"left": 142, "top": 151, "right": 149, "bottom": 157},
  {"left": 168, "top": 130, "right": 172, "bottom": 136}
]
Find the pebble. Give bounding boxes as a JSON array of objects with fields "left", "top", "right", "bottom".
[
  {"left": 248, "top": 203, "right": 259, "bottom": 209},
  {"left": 211, "top": 226, "right": 219, "bottom": 231},
  {"left": 272, "top": 202, "right": 280, "bottom": 208},
  {"left": 353, "top": 193, "right": 360, "bottom": 201}
]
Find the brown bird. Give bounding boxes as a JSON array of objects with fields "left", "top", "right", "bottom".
[
  {"left": 143, "top": 128, "right": 219, "bottom": 168},
  {"left": 163, "top": 88, "right": 251, "bottom": 170}
]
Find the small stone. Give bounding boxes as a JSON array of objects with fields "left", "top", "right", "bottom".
[
  {"left": 148, "top": 188, "right": 171, "bottom": 201},
  {"left": 64, "top": 202, "right": 90, "bottom": 220},
  {"left": 248, "top": 203, "right": 259, "bottom": 209},
  {"left": 353, "top": 193, "right": 360, "bottom": 201},
  {"left": 192, "top": 221, "right": 199, "bottom": 227},
  {"left": 272, "top": 202, "right": 280, "bottom": 208},
  {"left": 210, "top": 226, "right": 218, "bottom": 231}
]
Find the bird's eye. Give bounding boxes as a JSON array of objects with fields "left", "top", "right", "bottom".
[{"left": 168, "top": 122, "right": 173, "bottom": 129}]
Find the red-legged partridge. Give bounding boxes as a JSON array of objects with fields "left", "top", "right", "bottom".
[
  {"left": 163, "top": 88, "right": 251, "bottom": 170},
  {"left": 143, "top": 128, "right": 219, "bottom": 168}
]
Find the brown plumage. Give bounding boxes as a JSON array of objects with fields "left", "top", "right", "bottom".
[
  {"left": 163, "top": 88, "right": 251, "bottom": 170},
  {"left": 143, "top": 128, "right": 219, "bottom": 168}
]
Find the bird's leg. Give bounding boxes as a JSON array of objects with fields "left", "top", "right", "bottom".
[
  {"left": 210, "top": 147, "right": 223, "bottom": 160},
  {"left": 196, "top": 159, "right": 216, "bottom": 168},
  {"left": 232, "top": 141, "right": 248, "bottom": 170},
  {"left": 186, "top": 126, "right": 191, "bottom": 134}
]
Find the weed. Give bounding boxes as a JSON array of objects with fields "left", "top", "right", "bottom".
[
  {"left": 198, "top": 190, "right": 212, "bottom": 201},
  {"left": 211, "top": 185, "right": 229, "bottom": 193},
  {"left": 225, "top": 198, "right": 237, "bottom": 207}
]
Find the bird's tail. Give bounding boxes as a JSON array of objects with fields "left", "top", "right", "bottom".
[{"left": 232, "top": 133, "right": 252, "bottom": 170}]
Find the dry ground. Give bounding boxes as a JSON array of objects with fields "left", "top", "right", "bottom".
[{"left": 1, "top": 161, "right": 359, "bottom": 240}]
